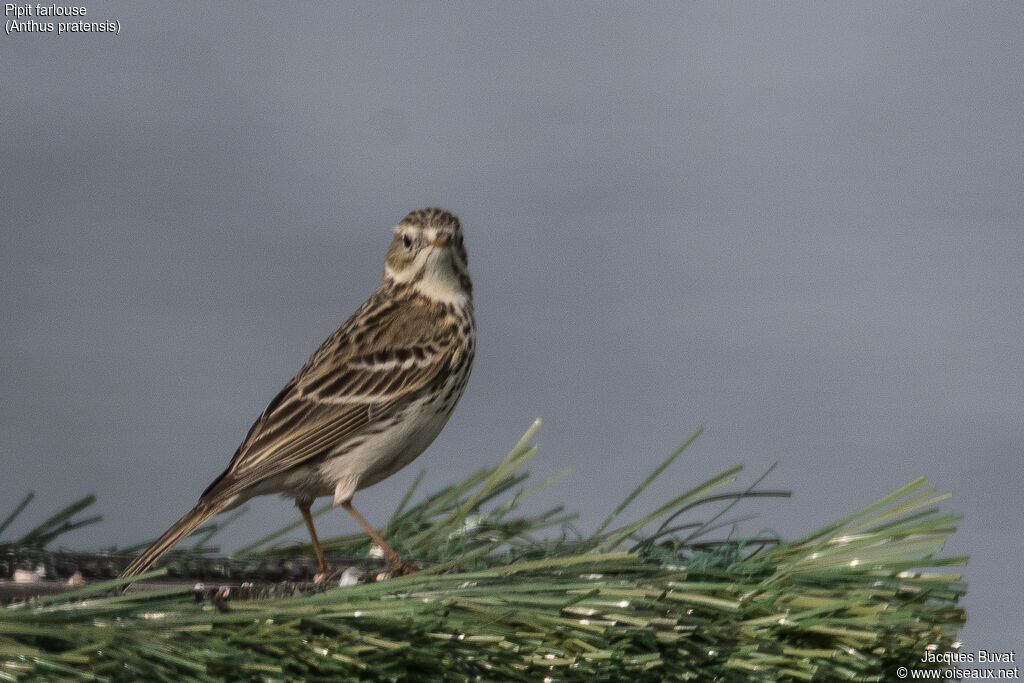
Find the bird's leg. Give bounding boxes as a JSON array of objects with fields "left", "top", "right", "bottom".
[
  {"left": 340, "top": 500, "right": 418, "bottom": 576},
  {"left": 298, "top": 502, "right": 331, "bottom": 582}
]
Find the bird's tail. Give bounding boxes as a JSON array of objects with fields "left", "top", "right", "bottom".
[{"left": 119, "top": 500, "right": 221, "bottom": 579}]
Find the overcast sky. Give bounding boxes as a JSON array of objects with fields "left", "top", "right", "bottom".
[{"left": 3, "top": 2, "right": 1021, "bottom": 655}]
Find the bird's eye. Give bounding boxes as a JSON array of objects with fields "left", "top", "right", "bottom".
[{"left": 402, "top": 234, "right": 413, "bottom": 249}]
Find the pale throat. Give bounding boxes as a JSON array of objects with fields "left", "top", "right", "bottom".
[{"left": 385, "top": 254, "right": 469, "bottom": 306}]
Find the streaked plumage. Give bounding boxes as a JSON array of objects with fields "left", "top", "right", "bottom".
[{"left": 121, "top": 208, "right": 474, "bottom": 580}]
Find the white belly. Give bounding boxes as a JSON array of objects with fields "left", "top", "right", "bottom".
[{"left": 318, "top": 394, "right": 456, "bottom": 505}]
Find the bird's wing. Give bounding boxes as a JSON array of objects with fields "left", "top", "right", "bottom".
[{"left": 204, "top": 299, "right": 458, "bottom": 500}]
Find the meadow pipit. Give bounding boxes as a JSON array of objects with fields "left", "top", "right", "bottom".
[{"left": 120, "top": 208, "right": 475, "bottom": 580}]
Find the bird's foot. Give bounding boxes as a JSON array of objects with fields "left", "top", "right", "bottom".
[
  {"left": 371, "top": 561, "right": 418, "bottom": 582},
  {"left": 393, "top": 560, "right": 419, "bottom": 576}
]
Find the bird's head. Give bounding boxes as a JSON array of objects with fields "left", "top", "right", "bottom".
[{"left": 384, "top": 208, "right": 472, "bottom": 303}]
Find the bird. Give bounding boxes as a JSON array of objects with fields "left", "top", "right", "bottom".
[{"left": 119, "top": 208, "right": 475, "bottom": 581}]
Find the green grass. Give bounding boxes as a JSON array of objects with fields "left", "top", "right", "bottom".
[{"left": 0, "top": 420, "right": 966, "bottom": 681}]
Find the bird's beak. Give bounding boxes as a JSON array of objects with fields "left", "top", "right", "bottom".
[{"left": 430, "top": 232, "right": 452, "bottom": 247}]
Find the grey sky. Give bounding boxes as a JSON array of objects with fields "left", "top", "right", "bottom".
[{"left": 3, "top": 2, "right": 1021, "bottom": 655}]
